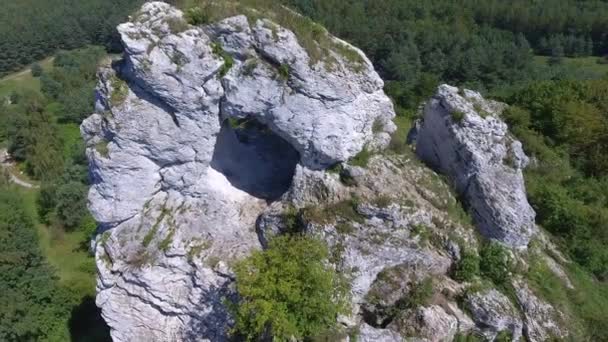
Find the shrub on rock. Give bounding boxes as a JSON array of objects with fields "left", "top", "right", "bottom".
[{"left": 231, "top": 235, "right": 349, "bottom": 341}]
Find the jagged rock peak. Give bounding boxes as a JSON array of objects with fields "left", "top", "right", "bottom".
[
  {"left": 113, "top": 1, "right": 395, "bottom": 168},
  {"left": 415, "top": 84, "right": 537, "bottom": 248}
]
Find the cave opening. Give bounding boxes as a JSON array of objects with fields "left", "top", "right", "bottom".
[{"left": 210, "top": 117, "right": 300, "bottom": 201}]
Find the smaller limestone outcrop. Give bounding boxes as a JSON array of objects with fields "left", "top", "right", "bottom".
[
  {"left": 415, "top": 85, "right": 536, "bottom": 248},
  {"left": 358, "top": 323, "right": 402, "bottom": 342},
  {"left": 514, "top": 279, "right": 567, "bottom": 341},
  {"left": 465, "top": 288, "right": 523, "bottom": 340},
  {"left": 397, "top": 305, "right": 459, "bottom": 341}
]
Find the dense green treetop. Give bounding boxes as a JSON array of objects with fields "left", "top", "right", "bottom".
[{"left": 231, "top": 235, "right": 349, "bottom": 341}]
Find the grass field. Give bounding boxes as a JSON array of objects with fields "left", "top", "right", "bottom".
[
  {"left": 0, "top": 57, "right": 54, "bottom": 99},
  {"left": 11, "top": 182, "right": 107, "bottom": 340},
  {"left": 59, "top": 123, "right": 84, "bottom": 159},
  {"left": 533, "top": 55, "right": 608, "bottom": 78},
  {"left": 13, "top": 185, "right": 97, "bottom": 294}
]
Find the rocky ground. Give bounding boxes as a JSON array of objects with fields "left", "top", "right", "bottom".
[{"left": 82, "top": 2, "right": 576, "bottom": 341}]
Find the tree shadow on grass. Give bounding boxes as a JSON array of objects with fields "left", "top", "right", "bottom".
[{"left": 68, "top": 295, "right": 111, "bottom": 342}]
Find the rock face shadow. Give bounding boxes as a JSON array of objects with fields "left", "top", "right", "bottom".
[
  {"left": 68, "top": 295, "right": 111, "bottom": 342},
  {"left": 210, "top": 118, "right": 299, "bottom": 201}
]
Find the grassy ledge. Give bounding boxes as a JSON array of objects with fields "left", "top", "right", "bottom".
[{"left": 176, "top": 0, "right": 365, "bottom": 70}]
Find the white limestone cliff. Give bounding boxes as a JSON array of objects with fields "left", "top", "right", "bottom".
[{"left": 81, "top": 2, "right": 395, "bottom": 341}]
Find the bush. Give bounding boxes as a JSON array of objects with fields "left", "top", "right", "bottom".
[
  {"left": 9, "top": 91, "right": 21, "bottom": 105},
  {"left": 166, "top": 17, "right": 189, "bottom": 34},
  {"left": 405, "top": 277, "right": 434, "bottom": 308},
  {"left": 452, "top": 110, "right": 466, "bottom": 123},
  {"left": 479, "top": 242, "right": 512, "bottom": 285},
  {"left": 495, "top": 330, "right": 513, "bottom": 342},
  {"left": 37, "top": 183, "right": 58, "bottom": 222},
  {"left": 453, "top": 248, "right": 480, "bottom": 282},
  {"left": 211, "top": 42, "right": 234, "bottom": 77},
  {"left": 349, "top": 147, "right": 371, "bottom": 167},
  {"left": 95, "top": 140, "right": 109, "bottom": 157},
  {"left": 220, "top": 54, "right": 234, "bottom": 77},
  {"left": 231, "top": 235, "right": 349, "bottom": 341},
  {"left": 31, "top": 63, "right": 43, "bottom": 77},
  {"left": 110, "top": 76, "right": 128, "bottom": 106},
  {"left": 501, "top": 106, "right": 531, "bottom": 128},
  {"left": 454, "top": 332, "right": 484, "bottom": 342},
  {"left": 184, "top": 6, "right": 208, "bottom": 25},
  {"left": 54, "top": 181, "right": 88, "bottom": 230},
  {"left": 596, "top": 55, "right": 608, "bottom": 64},
  {"left": 278, "top": 64, "right": 290, "bottom": 80}
]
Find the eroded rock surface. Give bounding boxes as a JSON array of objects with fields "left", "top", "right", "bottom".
[
  {"left": 465, "top": 288, "right": 523, "bottom": 341},
  {"left": 514, "top": 279, "right": 567, "bottom": 341},
  {"left": 359, "top": 323, "right": 402, "bottom": 342},
  {"left": 397, "top": 305, "right": 459, "bottom": 341},
  {"left": 415, "top": 85, "right": 536, "bottom": 248}
]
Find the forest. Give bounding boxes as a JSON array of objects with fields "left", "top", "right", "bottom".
[
  {"left": 0, "top": 46, "right": 109, "bottom": 341},
  {"left": 1, "top": 0, "right": 608, "bottom": 341},
  {"left": 0, "top": 0, "right": 143, "bottom": 76}
]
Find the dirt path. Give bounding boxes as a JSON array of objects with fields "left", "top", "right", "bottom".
[
  {"left": 0, "top": 57, "right": 55, "bottom": 82},
  {"left": 0, "top": 148, "right": 38, "bottom": 188},
  {"left": 0, "top": 68, "right": 31, "bottom": 82}
]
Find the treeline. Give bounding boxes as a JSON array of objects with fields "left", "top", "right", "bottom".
[
  {"left": 466, "top": 0, "right": 608, "bottom": 56},
  {"left": 284, "top": 0, "right": 534, "bottom": 109},
  {"left": 0, "top": 0, "right": 142, "bottom": 76},
  {"left": 537, "top": 34, "right": 594, "bottom": 58},
  {"left": 288, "top": 0, "right": 608, "bottom": 57},
  {"left": 0, "top": 175, "right": 108, "bottom": 341},
  {"left": 500, "top": 80, "right": 608, "bottom": 340}
]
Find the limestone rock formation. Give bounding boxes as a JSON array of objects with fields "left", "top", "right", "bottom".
[
  {"left": 82, "top": 2, "right": 395, "bottom": 341},
  {"left": 81, "top": 2, "right": 568, "bottom": 342},
  {"left": 415, "top": 85, "right": 536, "bottom": 248}
]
